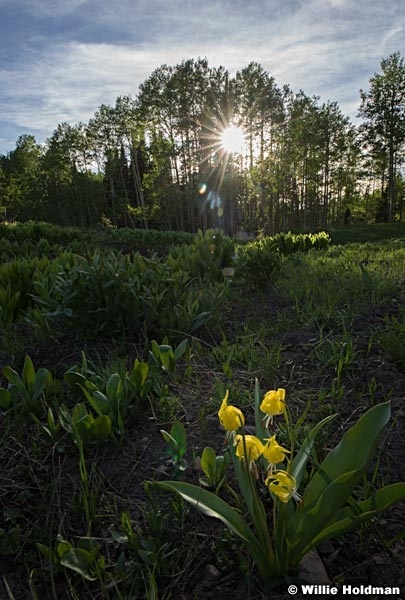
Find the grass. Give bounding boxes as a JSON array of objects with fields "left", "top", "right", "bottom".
[
  {"left": 0, "top": 222, "right": 404, "bottom": 598},
  {"left": 327, "top": 221, "right": 405, "bottom": 244}
]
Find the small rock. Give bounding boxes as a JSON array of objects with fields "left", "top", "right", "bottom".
[{"left": 205, "top": 564, "right": 221, "bottom": 579}]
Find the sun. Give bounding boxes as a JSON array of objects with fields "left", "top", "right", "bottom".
[{"left": 220, "top": 125, "right": 245, "bottom": 154}]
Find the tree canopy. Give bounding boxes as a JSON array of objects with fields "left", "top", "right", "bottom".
[{"left": 1, "top": 54, "right": 404, "bottom": 231}]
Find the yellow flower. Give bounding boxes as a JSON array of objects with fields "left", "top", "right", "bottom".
[
  {"left": 234, "top": 434, "right": 264, "bottom": 462},
  {"left": 265, "top": 470, "right": 300, "bottom": 503},
  {"left": 260, "top": 388, "right": 286, "bottom": 427},
  {"left": 218, "top": 390, "right": 245, "bottom": 433},
  {"left": 262, "top": 435, "right": 290, "bottom": 467}
]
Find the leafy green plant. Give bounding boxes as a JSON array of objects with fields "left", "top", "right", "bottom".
[
  {"left": 37, "top": 535, "right": 106, "bottom": 582},
  {"left": 59, "top": 403, "right": 111, "bottom": 532},
  {"left": 160, "top": 421, "right": 187, "bottom": 473},
  {"left": 59, "top": 403, "right": 112, "bottom": 448},
  {"left": 31, "top": 407, "right": 61, "bottom": 442},
  {"left": 78, "top": 374, "right": 127, "bottom": 441},
  {"left": 235, "top": 238, "right": 281, "bottom": 287},
  {"left": 157, "top": 380, "right": 405, "bottom": 586},
  {"left": 199, "top": 446, "right": 230, "bottom": 492},
  {"left": 0, "top": 285, "right": 21, "bottom": 325},
  {"left": 270, "top": 231, "right": 331, "bottom": 255},
  {"left": 65, "top": 353, "right": 154, "bottom": 435},
  {"left": 168, "top": 228, "right": 235, "bottom": 281},
  {"left": 149, "top": 338, "right": 188, "bottom": 380},
  {"left": 379, "top": 313, "right": 405, "bottom": 370},
  {"left": 1, "top": 355, "right": 53, "bottom": 417}
]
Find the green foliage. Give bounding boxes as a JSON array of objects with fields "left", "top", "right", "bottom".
[
  {"left": 160, "top": 421, "right": 188, "bottom": 472},
  {"left": 37, "top": 535, "right": 105, "bottom": 582},
  {"left": 28, "top": 250, "right": 224, "bottom": 340},
  {"left": 0, "top": 285, "right": 20, "bottom": 326},
  {"left": 157, "top": 381, "right": 405, "bottom": 585},
  {"left": 168, "top": 228, "right": 235, "bottom": 280},
  {"left": 199, "top": 446, "right": 230, "bottom": 491},
  {"left": 328, "top": 222, "right": 405, "bottom": 245},
  {"left": 149, "top": 338, "right": 188, "bottom": 380},
  {"left": 235, "top": 237, "right": 281, "bottom": 287},
  {"left": 59, "top": 403, "right": 112, "bottom": 447},
  {"left": 1, "top": 355, "right": 53, "bottom": 417},
  {"left": 379, "top": 312, "right": 405, "bottom": 370},
  {"left": 270, "top": 231, "right": 331, "bottom": 254},
  {"left": 0, "top": 257, "right": 43, "bottom": 315}
]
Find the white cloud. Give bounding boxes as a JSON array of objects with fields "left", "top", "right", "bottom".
[{"left": 0, "top": 0, "right": 403, "bottom": 152}]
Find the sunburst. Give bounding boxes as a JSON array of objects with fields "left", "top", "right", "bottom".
[{"left": 220, "top": 125, "right": 246, "bottom": 154}]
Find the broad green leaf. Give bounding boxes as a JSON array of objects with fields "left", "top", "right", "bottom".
[
  {"left": 0, "top": 389, "right": 11, "bottom": 410},
  {"left": 92, "top": 391, "right": 111, "bottom": 415},
  {"left": 191, "top": 311, "right": 210, "bottom": 332},
  {"left": 287, "top": 402, "right": 391, "bottom": 560},
  {"left": 303, "top": 402, "right": 390, "bottom": 507},
  {"left": 58, "top": 404, "right": 72, "bottom": 432},
  {"left": 22, "top": 355, "right": 36, "bottom": 393},
  {"left": 32, "top": 368, "right": 52, "bottom": 402},
  {"left": 160, "top": 430, "right": 177, "bottom": 447},
  {"left": 106, "top": 373, "right": 122, "bottom": 401},
  {"left": 159, "top": 346, "right": 173, "bottom": 371},
  {"left": 2, "top": 366, "right": 22, "bottom": 387},
  {"left": 170, "top": 422, "right": 187, "bottom": 456},
  {"left": 60, "top": 548, "right": 99, "bottom": 581},
  {"left": 304, "top": 483, "right": 405, "bottom": 553},
  {"left": 201, "top": 447, "right": 216, "bottom": 482},
  {"left": 174, "top": 339, "right": 188, "bottom": 361},
  {"left": 90, "top": 415, "right": 112, "bottom": 442},
  {"left": 75, "top": 418, "right": 93, "bottom": 446},
  {"left": 56, "top": 537, "right": 72, "bottom": 558},
  {"left": 64, "top": 369, "right": 87, "bottom": 391},
  {"left": 131, "top": 359, "right": 148, "bottom": 388},
  {"left": 72, "top": 403, "right": 90, "bottom": 424},
  {"left": 79, "top": 385, "right": 109, "bottom": 416},
  {"left": 156, "top": 480, "right": 261, "bottom": 555}
]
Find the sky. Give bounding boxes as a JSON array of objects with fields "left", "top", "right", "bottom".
[{"left": 0, "top": 0, "right": 404, "bottom": 155}]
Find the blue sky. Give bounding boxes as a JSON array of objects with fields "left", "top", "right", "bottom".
[{"left": 0, "top": 0, "right": 404, "bottom": 155}]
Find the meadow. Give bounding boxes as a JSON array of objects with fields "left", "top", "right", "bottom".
[{"left": 0, "top": 222, "right": 404, "bottom": 599}]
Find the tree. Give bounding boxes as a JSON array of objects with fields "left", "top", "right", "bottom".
[
  {"left": 358, "top": 52, "right": 405, "bottom": 221},
  {"left": 0, "top": 135, "right": 46, "bottom": 220}
]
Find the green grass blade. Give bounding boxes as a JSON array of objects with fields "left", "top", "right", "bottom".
[{"left": 290, "top": 413, "right": 337, "bottom": 488}]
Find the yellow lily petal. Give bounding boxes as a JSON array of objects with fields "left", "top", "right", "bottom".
[
  {"left": 235, "top": 434, "right": 264, "bottom": 462},
  {"left": 263, "top": 435, "right": 291, "bottom": 465},
  {"left": 265, "top": 470, "right": 298, "bottom": 503},
  {"left": 218, "top": 390, "right": 245, "bottom": 432},
  {"left": 260, "top": 389, "right": 286, "bottom": 416}
]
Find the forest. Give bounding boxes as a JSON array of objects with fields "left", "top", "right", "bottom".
[{"left": 0, "top": 52, "right": 404, "bottom": 233}]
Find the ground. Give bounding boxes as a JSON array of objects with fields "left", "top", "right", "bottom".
[{"left": 1, "top": 264, "right": 404, "bottom": 599}]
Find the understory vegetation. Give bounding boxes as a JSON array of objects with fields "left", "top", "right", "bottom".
[{"left": 0, "top": 222, "right": 404, "bottom": 599}]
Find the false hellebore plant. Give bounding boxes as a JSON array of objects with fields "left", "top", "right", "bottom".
[{"left": 157, "top": 380, "right": 405, "bottom": 586}]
